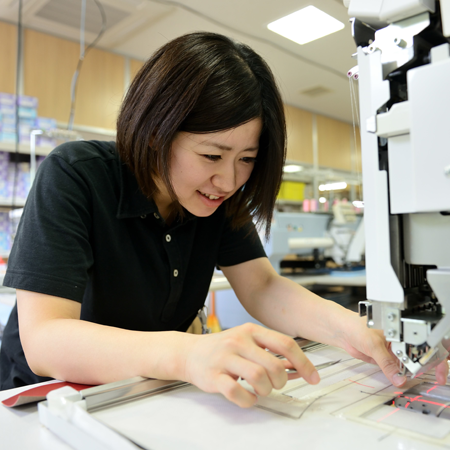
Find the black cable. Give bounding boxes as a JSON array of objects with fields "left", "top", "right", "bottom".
[
  {"left": 67, "top": 0, "right": 107, "bottom": 130},
  {"left": 12, "top": 0, "right": 23, "bottom": 210},
  {"left": 147, "top": 0, "right": 348, "bottom": 81}
]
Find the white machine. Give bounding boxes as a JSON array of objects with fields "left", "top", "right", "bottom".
[
  {"left": 328, "top": 201, "right": 365, "bottom": 267},
  {"left": 346, "top": 0, "right": 450, "bottom": 377},
  {"left": 265, "top": 209, "right": 365, "bottom": 273},
  {"left": 264, "top": 211, "right": 334, "bottom": 273}
]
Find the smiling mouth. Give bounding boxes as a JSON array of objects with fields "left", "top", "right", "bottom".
[{"left": 199, "top": 191, "right": 221, "bottom": 200}]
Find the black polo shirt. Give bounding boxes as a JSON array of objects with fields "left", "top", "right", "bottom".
[{"left": 0, "top": 140, "right": 266, "bottom": 390}]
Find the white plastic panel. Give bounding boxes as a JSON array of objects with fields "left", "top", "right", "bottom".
[
  {"left": 357, "top": 47, "right": 404, "bottom": 303},
  {"left": 441, "top": 0, "right": 450, "bottom": 37},
  {"left": 380, "top": 0, "right": 435, "bottom": 22},
  {"left": 403, "top": 213, "right": 450, "bottom": 266},
  {"left": 347, "top": 0, "right": 434, "bottom": 26},
  {"left": 388, "top": 134, "right": 416, "bottom": 214},
  {"left": 427, "top": 269, "right": 450, "bottom": 347},
  {"left": 347, "top": 0, "right": 385, "bottom": 27},
  {"left": 408, "top": 57, "right": 450, "bottom": 212},
  {"left": 377, "top": 101, "right": 410, "bottom": 138}
]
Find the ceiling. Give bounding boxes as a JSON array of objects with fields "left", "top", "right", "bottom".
[{"left": 0, "top": 0, "right": 360, "bottom": 124}]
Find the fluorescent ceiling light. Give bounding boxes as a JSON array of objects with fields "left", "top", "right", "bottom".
[
  {"left": 353, "top": 200, "right": 364, "bottom": 208},
  {"left": 283, "top": 164, "right": 303, "bottom": 173},
  {"left": 267, "top": 6, "right": 345, "bottom": 45},
  {"left": 319, "top": 197, "right": 327, "bottom": 204},
  {"left": 319, "top": 182, "right": 347, "bottom": 191}
]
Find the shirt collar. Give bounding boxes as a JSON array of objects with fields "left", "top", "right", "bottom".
[
  {"left": 116, "top": 157, "right": 197, "bottom": 223},
  {"left": 117, "top": 159, "right": 160, "bottom": 219}
]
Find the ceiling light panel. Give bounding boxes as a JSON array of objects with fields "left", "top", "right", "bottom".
[
  {"left": 267, "top": 5, "right": 345, "bottom": 45},
  {"left": 283, "top": 164, "right": 303, "bottom": 173}
]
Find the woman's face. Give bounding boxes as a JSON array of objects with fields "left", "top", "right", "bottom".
[{"left": 154, "top": 118, "right": 261, "bottom": 219}]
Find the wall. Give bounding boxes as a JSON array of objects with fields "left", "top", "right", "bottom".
[
  {"left": 0, "top": 21, "right": 144, "bottom": 131},
  {"left": 0, "top": 20, "right": 360, "bottom": 171},
  {"left": 284, "top": 104, "right": 361, "bottom": 174},
  {"left": 0, "top": 21, "right": 17, "bottom": 95}
]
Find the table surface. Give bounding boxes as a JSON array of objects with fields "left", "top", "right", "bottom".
[
  {"left": 2, "top": 353, "right": 448, "bottom": 450},
  {"left": 210, "top": 272, "right": 366, "bottom": 291}
]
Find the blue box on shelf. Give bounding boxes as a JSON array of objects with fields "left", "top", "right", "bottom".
[
  {"left": 0, "top": 113, "right": 16, "bottom": 126},
  {"left": 0, "top": 104, "right": 15, "bottom": 115},
  {"left": 35, "top": 116, "right": 56, "bottom": 130},
  {"left": 0, "top": 132, "right": 16, "bottom": 143},
  {"left": 18, "top": 106, "right": 37, "bottom": 119},
  {"left": 18, "top": 95, "right": 38, "bottom": 109},
  {"left": 0, "top": 93, "right": 16, "bottom": 106}
]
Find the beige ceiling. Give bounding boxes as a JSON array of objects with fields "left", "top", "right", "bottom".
[{"left": 0, "top": 0, "right": 360, "bottom": 124}]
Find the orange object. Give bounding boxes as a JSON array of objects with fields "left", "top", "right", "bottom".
[{"left": 207, "top": 291, "right": 222, "bottom": 333}]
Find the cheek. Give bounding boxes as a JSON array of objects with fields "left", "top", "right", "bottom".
[
  {"left": 171, "top": 159, "right": 202, "bottom": 195},
  {"left": 237, "top": 165, "right": 255, "bottom": 187}
]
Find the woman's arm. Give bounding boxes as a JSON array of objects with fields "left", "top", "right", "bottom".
[
  {"left": 17, "top": 289, "right": 191, "bottom": 385},
  {"left": 221, "top": 257, "right": 449, "bottom": 387},
  {"left": 17, "top": 289, "right": 319, "bottom": 408}
]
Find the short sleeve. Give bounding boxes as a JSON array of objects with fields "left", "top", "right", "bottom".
[
  {"left": 216, "top": 218, "right": 266, "bottom": 267},
  {"left": 3, "top": 151, "right": 94, "bottom": 301}
]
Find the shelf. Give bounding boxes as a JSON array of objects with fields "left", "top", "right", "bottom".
[
  {"left": 0, "top": 142, "right": 53, "bottom": 156},
  {"left": 0, "top": 197, "right": 26, "bottom": 209},
  {"left": 276, "top": 199, "right": 303, "bottom": 206}
]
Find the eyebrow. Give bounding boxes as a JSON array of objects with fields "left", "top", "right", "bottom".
[{"left": 200, "top": 142, "right": 259, "bottom": 152}]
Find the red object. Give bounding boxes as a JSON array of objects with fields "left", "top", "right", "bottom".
[{"left": 2, "top": 381, "right": 94, "bottom": 407}]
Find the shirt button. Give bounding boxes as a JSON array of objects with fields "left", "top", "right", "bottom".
[
  {"left": 140, "top": 214, "right": 147, "bottom": 219},
  {"left": 154, "top": 213, "right": 160, "bottom": 219},
  {"left": 173, "top": 269, "right": 179, "bottom": 277},
  {"left": 166, "top": 234, "right": 171, "bottom": 242}
]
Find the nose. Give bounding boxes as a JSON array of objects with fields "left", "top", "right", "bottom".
[{"left": 211, "top": 161, "right": 237, "bottom": 194}]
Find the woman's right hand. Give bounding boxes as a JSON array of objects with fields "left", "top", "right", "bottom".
[{"left": 182, "top": 323, "right": 320, "bottom": 408}]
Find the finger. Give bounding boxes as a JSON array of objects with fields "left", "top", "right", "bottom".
[
  {"left": 281, "top": 359, "right": 302, "bottom": 380},
  {"left": 286, "top": 353, "right": 319, "bottom": 385},
  {"left": 217, "top": 373, "right": 258, "bottom": 408},
  {"left": 285, "top": 350, "right": 319, "bottom": 385},
  {"left": 368, "top": 339, "right": 406, "bottom": 387},
  {"left": 251, "top": 329, "right": 319, "bottom": 385},
  {"left": 227, "top": 356, "right": 274, "bottom": 396},
  {"left": 435, "top": 360, "right": 449, "bottom": 385},
  {"left": 238, "top": 345, "right": 288, "bottom": 390},
  {"left": 282, "top": 360, "right": 303, "bottom": 381}
]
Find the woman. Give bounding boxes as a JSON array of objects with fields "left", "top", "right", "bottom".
[{"left": 0, "top": 32, "right": 446, "bottom": 406}]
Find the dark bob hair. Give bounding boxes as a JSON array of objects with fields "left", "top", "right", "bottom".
[{"left": 116, "top": 32, "right": 286, "bottom": 237}]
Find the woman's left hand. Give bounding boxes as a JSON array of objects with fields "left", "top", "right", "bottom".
[{"left": 335, "top": 313, "right": 448, "bottom": 387}]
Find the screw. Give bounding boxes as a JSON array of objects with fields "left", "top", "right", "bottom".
[
  {"left": 444, "top": 165, "right": 450, "bottom": 177},
  {"left": 396, "top": 350, "right": 403, "bottom": 357},
  {"left": 394, "top": 37, "right": 407, "bottom": 48},
  {"left": 388, "top": 329, "right": 396, "bottom": 337},
  {"left": 402, "top": 356, "right": 409, "bottom": 362},
  {"left": 387, "top": 313, "right": 395, "bottom": 322}
]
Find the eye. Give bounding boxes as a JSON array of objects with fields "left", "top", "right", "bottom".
[
  {"left": 241, "top": 157, "right": 257, "bottom": 164},
  {"left": 203, "top": 155, "right": 221, "bottom": 162}
]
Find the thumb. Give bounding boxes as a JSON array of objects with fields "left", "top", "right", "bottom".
[{"left": 371, "top": 343, "right": 406, "bottom": 387}]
